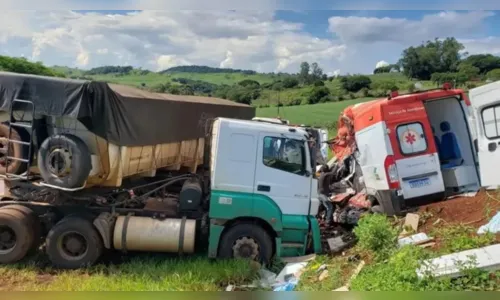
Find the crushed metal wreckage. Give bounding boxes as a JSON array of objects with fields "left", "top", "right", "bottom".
[{"left": 316, "top": 108, "right": 373, "bottom": 229}]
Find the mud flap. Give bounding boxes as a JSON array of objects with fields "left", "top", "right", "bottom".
[
  {"left": 207, "top": 224, "right": 224, "bottom": 258},
  {"left": 308, "top": 216, "right": 322, "bottom": 254}
]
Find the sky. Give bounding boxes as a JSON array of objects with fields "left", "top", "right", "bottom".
[{"left": 1, "top": 2, "right": 500, "bottom": 75}]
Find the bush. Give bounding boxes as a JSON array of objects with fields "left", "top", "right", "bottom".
[
  {"left": 313, "top": 80, "right": 325, "bottom": 87},
  {"left": 486, "top": 68, "right": 500, "bottom": 81},
  {"left": 287, "top": 98, "right": 302, "bottom": 106},
  {"left": 348, "top": 92, "right": 356, "bottom": 100},
  {"left": 271, "top": 81, "right": 284, "bottom": 91},
  {"left": 340, "top": 75, "right": 372, "bottom": 92},
  {"left": 405, "top": 82, "right": 416, "bottom": 93},
  {"left": 360, "top": 87, "right": 370, "bottom": 97},
  {"left": 282, "top": 77, "right": 299, "bottom": 88},
  {"left": 338, "top": 95, "right": 345, "bottom": 101},
  {"left": 307, "top": 86, "right": 331, "bottom": 104},
  {"left": 238, "top": 79, "right": 260, "bottom": 88},
  {"left": 353, "top": 214, "right": 398, "bottom": 258},
  {"left": 466, "top": 82, "right": 477, "bottom": 90}
]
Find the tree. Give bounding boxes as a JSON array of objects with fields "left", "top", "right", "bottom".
[
  {"left": 299, "top": 62, "right": 310, "bottom": 84},
  {"left": 374, "top": 66, "right": 392, "bottom": 74},
  {"left": 398, "top": 37, "right": 465, "bottom": 80},
  {"left": 311, "top": 62, "right": 323, "bottom": 81},
  {"left": 340, "top": 75, "right": 372, "bottom": 92},
  {"left": 457, "top": 63, "right": 480, "bottom": 80},
  {"left": 461, "top": 54, "right": 500, "bottom": 74}
]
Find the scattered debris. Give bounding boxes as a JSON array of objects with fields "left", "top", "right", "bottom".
[
  {"left": 327, "top": 232, "right": 357, "bottom": 253},
  {"left": 478, "top": 212, "right": 500, "bottom": 235},
  {"left": 400, "top": 213, "right": 420, "bottom": 237},
  {"left": 416, "top": 243, "right": 500, "bottom": 279},
  {"left": 398, "top": 233, "right": 434, "bottom": 247},
  {"left": 281, "top": 254, "right": 316, "bottom": 264},
  {"left": 258, "top": 268, "right": 278, "bottom": 288},
  {"left": 318, "top": 269, "right": 329, "bottom": 281}
]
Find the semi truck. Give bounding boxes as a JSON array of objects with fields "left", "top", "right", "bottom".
[{"left": 0, "top": 72, "right": 322, "bottom": 269}]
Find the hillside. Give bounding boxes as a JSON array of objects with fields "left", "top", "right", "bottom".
[{"left": 3, "top": 36, "right": 500, "bottom": 111}]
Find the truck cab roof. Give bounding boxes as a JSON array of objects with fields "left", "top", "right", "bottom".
[{"left": 217, "top": 117, "right": 309, "bottom": 140}]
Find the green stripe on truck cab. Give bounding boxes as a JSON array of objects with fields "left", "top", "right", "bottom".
[
  {"left": 208, "top": 190, "right": 322, "bottom": 258},
  {"left": 209, "top": 190, "right": 283, "bottom": 231}
]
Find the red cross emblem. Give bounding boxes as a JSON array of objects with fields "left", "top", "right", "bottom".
[{"left": 403, "top": 130, "right": 418, "bottom": 145}]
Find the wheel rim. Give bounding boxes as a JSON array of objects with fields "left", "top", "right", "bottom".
[
  {"left": 57, "top": 231, "right": 88, "bottom": 261},
  {"left": 0, "top": 141, "right": 14, "bottom": 167},
  {"left": 232, "top": 236, "right": 260, "bottom": 260},
  {"left": 47, "top": 148, "right": 72, "bottom": 177},
  {"left": 0, "top": 225, "right": 16, "bottom": 254}
]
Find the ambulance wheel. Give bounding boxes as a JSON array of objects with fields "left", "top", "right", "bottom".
[
  {"left": 37, "top": 134, "right": 92, "bottom": 189},
  {"left": 371, "top": 205, "right": 384, "bottom": 214},
  {"left": 218, "top": 223, "right": 273, "bottom": 264},
  {"left": 0, "top": 208, "right": 35, "bottom": 264},
  {"left": 45, "top": 217, "right": 103, "bottom": 269}
]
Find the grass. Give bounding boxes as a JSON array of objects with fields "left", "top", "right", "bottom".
[
  {"left": 0, "top": 254, "right": 258, "bottom": 291},
  {"left": 256, "top": 97, "right": 374, "bottom": 128}
]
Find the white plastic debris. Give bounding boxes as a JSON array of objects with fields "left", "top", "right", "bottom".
[
  {"left": 398, "top": 233, "right": 432, "bottom": 247},
  {"left": 416, "top": 243, "right": 500, "bottom": 279},
  {"left": 478, "top": 212, "right": 500, "bottom": 235}
]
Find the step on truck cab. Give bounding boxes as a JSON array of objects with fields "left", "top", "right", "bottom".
[
  {"left": 335, "top": 81, "right": 500, "bottom": 216},
  {"left": 0, "top": 116, "right": 322, "bottom": 269}
]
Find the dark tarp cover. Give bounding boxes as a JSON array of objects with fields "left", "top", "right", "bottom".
[{"left": 0, "top": 71, "right": 256, "bottom": 146}]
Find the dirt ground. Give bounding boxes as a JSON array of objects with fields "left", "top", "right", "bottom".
[{"left": 418, "top": 189, "right": 500, "bottom": 231}]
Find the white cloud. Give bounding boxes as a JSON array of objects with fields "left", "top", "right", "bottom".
[
  {"left": 460, "top": 37, "right": 500, "bottom": 56},
  {"left": 328, "top": 11, "right": 494, "bottom": 45},
  {"left": 375, "top": 60, "right": 389, "bottom": 68},
  {"left": 0, "top": 10, "right": 346, "bottom": 73}
]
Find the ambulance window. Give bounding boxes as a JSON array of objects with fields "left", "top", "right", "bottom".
[
  {"left": 396, "top": 122, "right": 428, "bottom": 155},
  {"left": 481, "top": 105, "right": 500, "bottom": 139},
  {"left": 263, "top": 136, "right": 306, "bottom": 175}
]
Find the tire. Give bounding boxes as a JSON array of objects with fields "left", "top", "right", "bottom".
[
  {"left": 371, "top": 205, "right": 384, "bottom": 214},
  {"left": 45, "top": 217, "right": 103, "bottom": 269},
  {"left": 0, "top": 123, "right": 30, "bottom": 175},
  {"left": 218, "top": 223, "right": 273, "bottom": 264},
  {"left": 0, "top": 208, "right": 35, "bottom": 264},
  {"left": 1, "top": 205, "right": 42, "bottom": 250},
  {"left": 37, "top": 134, "right": 92, "bottom": 189}
]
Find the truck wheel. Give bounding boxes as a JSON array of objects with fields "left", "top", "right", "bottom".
[
  {"left": 1, "top": 205, "right": 42, "bottom": 250},
  {"left": 218, "top": 224, "right": 273, "bottom": 264},
  {"left": 37, "top": 134, "right": 92, "bottom": 189},
  {"left": 0, "top": 208, "right": 35, "bottom": 264},
  {"left": 0, "top": 124, "right": 29, "bottom": 175},
  {"left": 45, "top": 217, "right": 103, "bottom": 269}
]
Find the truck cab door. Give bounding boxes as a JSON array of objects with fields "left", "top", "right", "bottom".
[
  {"left": 255, "top": 133, "right": 313, "bottom": 216},
  {"left": 469, "top": 81, "right": 500, "bottom": 188}
]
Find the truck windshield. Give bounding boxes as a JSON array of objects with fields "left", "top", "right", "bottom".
[{"left": 263, "top": 136, "right": 307, "bottom": 175}]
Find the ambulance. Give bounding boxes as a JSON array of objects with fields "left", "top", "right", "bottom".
[{"left": 332, "top": 81, "right": 500, "bottom": 216}]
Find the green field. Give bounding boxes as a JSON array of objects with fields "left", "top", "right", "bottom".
[{"left": 256, "top": 97, "right": 374, "bottom": 128}]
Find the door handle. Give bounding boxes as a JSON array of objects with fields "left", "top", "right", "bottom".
[
  {"left": 488, "top": 142, "right": 497, "bottom": 152},
  {"left": 257, "top": 185, "right": 271, "bottom": 192}
]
